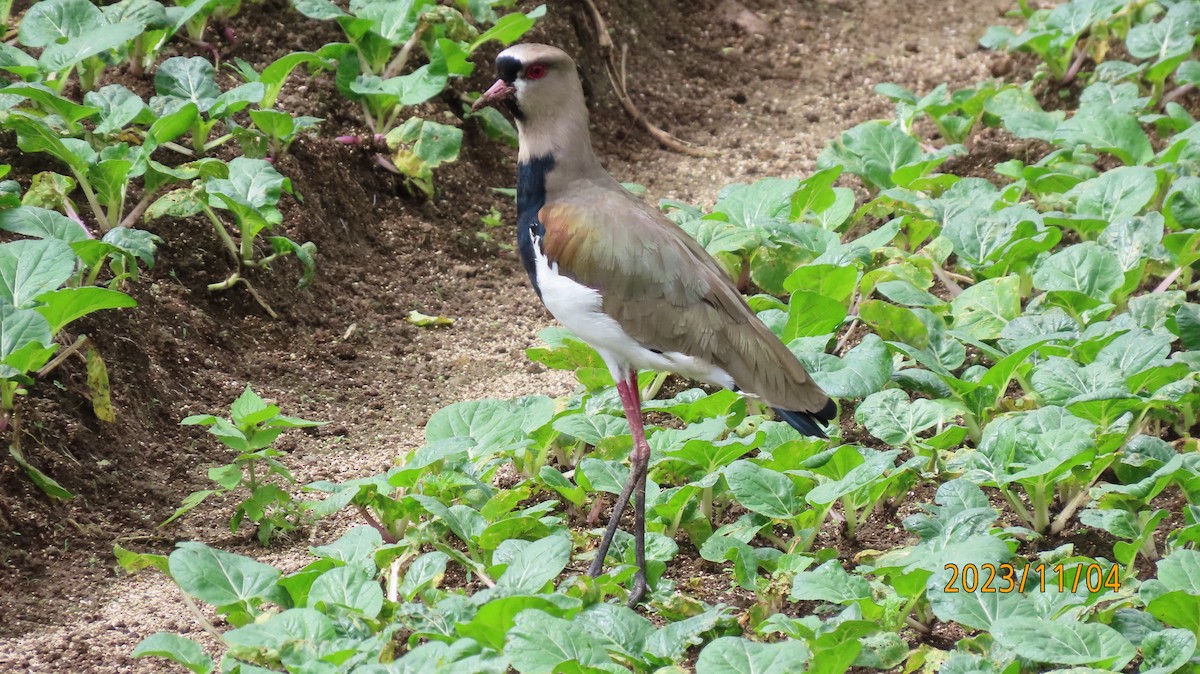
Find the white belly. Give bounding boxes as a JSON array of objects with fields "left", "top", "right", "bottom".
[{"left": 533, "top": 242, "right": 735, "bottom": 389}]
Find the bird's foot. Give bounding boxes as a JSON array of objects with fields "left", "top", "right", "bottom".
[{"left": 625, "top": 573, "right": 647, "bottom": 608}]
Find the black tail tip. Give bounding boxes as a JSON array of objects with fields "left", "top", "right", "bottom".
[{"left": 772, "top": 399, "right": 837, "bottom": 439}]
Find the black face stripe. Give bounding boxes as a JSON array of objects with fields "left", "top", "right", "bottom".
[{"left": 496, "top": 55, "right": 521, "bottom": 84}]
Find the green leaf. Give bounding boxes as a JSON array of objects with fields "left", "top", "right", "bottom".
[
  {"left": 0, "top": 239, "right": 77, "bottom": 309},
  {"left": 495, "top": 536, "right": 572, "bottom": 593},
  {"left": 1033, "top": 242, "right": 1124, "bottom": 301},
  {"left": 153, "top": 56, "right": 221, "bottom": 113},
  {"left": 798, "top": 334, "right": 891, "bottom": 399},
  {"left": 1055, "top": 108, "right": 1152, "bottom": 165},
  {"left": 18, "top": 0, "right": 104, "bottom": 47},
  {"left": 39, "top": 22, "right": 143, "bottom": 73},
  {"left": 696, "top": 637, "right": 811, "bottom": 674},
  {"left": 406, "top": 309, "right": 454, "bottom": 327},
  {"left": 207, "top": 156, "right": 289, "bottom": 214},
  {"left": 167, "top": 541, "right": 283, "bottom": 609},
  {"left": 1069, "top": 166, "right": 1159, "bottom": 221},
  {"left": 783, "top": 263, "right": 857, "bottom": 302},
  {"left": 789, "top": 560, "right": 872, "bottom": 604},
  {"left": 1140, "top": 629, "right": 1197, "bottom": 674},
  {"left": 8, "top": 447, "right": 73, "bottom": 500},
  {"left": 426, "top": 396, "right": 553, "bottom": 458},
  {"left": 507, "top": 608, "right": 611, "bottom": 674},
  {"left": 859, "top": 300, "right": 929, "bottom": 348},
  {"left": 469, "top": 5, "right": 545, "bottom": 51},
  {"left": 818, "top": 121, "right": 922, "bottom": 190},
  {"left": 929, "top": 584, "right": 1037, "bottom": 631},
  {"left": 950, "top": 276, "right": 1021, "bottom": 340},
  {"left": 724, "top": 460, "right": 802, "bottom": 519},
  {"left": 399, "top": 551, "right": 448, "bottom": 601},
  {"left": 132, "top": 633, "right": 213, "bottom": 674},
  {"left": 33, "top": 287, "right": 136, "bottom": 334},
  {"left": 308, "top": 564, "right": 384, "bottom": 617},
  {"left": 0, "top": 206, "right": 88, "bottom": 243},
  {"left": 785, "top": 290, "right": 847, "bottom": 340},
  {"left": 855, "top": 389, "right": 943, "bottom": 446},
  {"left": 990, "top": 617, "right": 1136, "bottom": 669}
]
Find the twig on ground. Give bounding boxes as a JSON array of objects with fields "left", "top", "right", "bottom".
[{"left": 581, "top": 0, "right": 709, "bottom": 157}]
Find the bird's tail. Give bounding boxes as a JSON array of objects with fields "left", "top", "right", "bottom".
[{"left": 772, "top": 398, "right": 837, "bottom": 439}]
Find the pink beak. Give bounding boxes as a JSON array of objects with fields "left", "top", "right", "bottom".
[{"left": 472, "top": 79, "right": 516, "bottom": 111}]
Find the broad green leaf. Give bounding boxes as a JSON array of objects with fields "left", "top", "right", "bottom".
[
  {"left": 0, "top": 239, "right": 76, "bottom": 308},
  {"left": 496, "top": 536, "right": 571, "bottom": 593},
  {"left": 855, "top": 388, "right": 943, "bottom": 446},
  {"left": 1069, "top": 166, "right": 1158, "bottom": 221},
  {"left": 167, "top": 541, "right": 284, "bottom": 609},
  {"left": 307, "top": 565, "right": 384, "bottom": 617},
  {"left": 1140, "top": 629, "right": 1196, "bottom": 674},
  {"left": 789, "top": 560, "right": 872, "bottom": 604},
  {"left": 0, "top": 206, "right": 88, "bottom": 243},
  {"left": 696, "top": 637, "right": 811, "bottom": 674},
  {"left": 469, "top": 6, "right": 545, "bottom": 51},
  {"left": 398, "top": 551, "right": 449, "bottom": 601},
  {"left": 310, "top": 525, "right": 382, "bottom": 570},
  {"left": 39, "top": 22, "right": 143, "bottom": 73},
  {"left": 18, "top": 0, "right": 104, "bottom": 47},
  {"left": 1055, "top": 109, "right": 1152, "bottom": 165},
  {"left": 798, "top": 334, "right": 891, "bottom": 399},
  {"left": 34, "top": 287, "right": 136, "bottom": 333},
  {"left": 458, "top": 595, "right": 568, "bottom": 651},
  {"left": 132, "top": 633, "right": 213, "bottom": 674},
  {"left": 950, "top": 276, "right": 1021, "bottom": 340},
  {"left": 1033, "top": 242, "right": 1124, "bottom": 301},
  {"left": 858, "top": 300, "right": 929, "bottom": 348},
  {"left": 818, "top": 121, "right": 922, "bottom": 190},
  {"left": 782, "top": 263, "right": 857, "bottom": 302},
  {"left": 785, "top": 290, "right": 847, "bottom": 340},
  {"left": 724, "top": 459, "right": 802, "bottom": 519},
  {"left": 507, "top": 609, "right": 611, "bottom": 674},
  {"left": 1031, "top": 357, "right": 1124, "bottom": 406},
  {"left": 153, "top": 56, "right": 221, "bottom": 113},
  {"left": 1098, "top": 213, "right": 1166, "bottom": 272},
  {"left": 990, "top": 617, "right": 1136, "bottom": 669},
  {"left": 929, "top": 584, "right": 1037, "bottom": 631},
  {"left": 711, "top": 177, "right": 800, "bottom": 227}
]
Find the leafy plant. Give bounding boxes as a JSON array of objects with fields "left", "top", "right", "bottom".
[
  {"left": 167, "top": 385, "right": 324, "bottom": 545},
  {"left": 295, "top": 0, "right": 543, "bottom": 192},
  {"left": 149, "top": 157, "right": 317, "bottom": 316}
]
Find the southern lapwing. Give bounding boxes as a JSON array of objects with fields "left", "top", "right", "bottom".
[{"left": 474, "top": 43, "right": 836, "bottom": 607}]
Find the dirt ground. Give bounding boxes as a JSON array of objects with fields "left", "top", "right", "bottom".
[{"left": 0, "top": 0, "right": 1009, "bottom": 670}]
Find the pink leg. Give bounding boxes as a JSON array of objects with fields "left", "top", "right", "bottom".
[{"left": 588, "top": 371, "right": 651, "bottom": 606}]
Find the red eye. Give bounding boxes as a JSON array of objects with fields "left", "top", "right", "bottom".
[{"left": 525, "top": 64, "right": 548, "bottom": 80}]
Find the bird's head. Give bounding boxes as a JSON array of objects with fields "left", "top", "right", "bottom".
[{"left": 472, "top": 43, "right": 582, "bottom": 126}]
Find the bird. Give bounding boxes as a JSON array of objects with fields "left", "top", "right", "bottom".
[{"left": 473, "top": 43, "right": 836, "bottom": 607}]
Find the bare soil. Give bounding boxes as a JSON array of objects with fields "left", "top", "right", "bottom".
[{"left": 0, "top": 0, "right": 1011, "bottom": 671}]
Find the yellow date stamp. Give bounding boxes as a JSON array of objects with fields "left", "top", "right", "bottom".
[{"left": 943, "top": 563, "right": 1123, "bottom": 594}]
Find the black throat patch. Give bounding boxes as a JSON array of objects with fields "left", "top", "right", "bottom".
[{"left": 516, "top": 154, "right": 555, "bottom": 298}]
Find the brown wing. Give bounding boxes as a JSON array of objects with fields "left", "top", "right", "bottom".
[{"left": 538, "top": 190, "right": 829, "bottom": 414}]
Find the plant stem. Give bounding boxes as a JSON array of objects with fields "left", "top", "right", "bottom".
[
  {"left": 643, "top": 371, "right": 668, "bottom": 401},
  {"left": 203, "top": 207, "right": 241, "bottom": 265},
  {"left": 355, "top": 505, "right": 398, "bottom": 544},
  {"left": 162, "top": 141, "right": 195, "bottom": 157},
  {"left": 382, "top": 23, "right": 428, "bottom": 79},
  {"left": 208, "top": 272, "right": 240, "bottom": 291},
  {"left": 71, "top": 172, "right": 111, "bottom": 232},
  {"left": 37, "top": 335, "right": 88, "bottom": 378}
]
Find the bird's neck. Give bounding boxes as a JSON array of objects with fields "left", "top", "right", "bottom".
[{"left": 515, "top": 100, "right": 604, "bottom": 182}]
